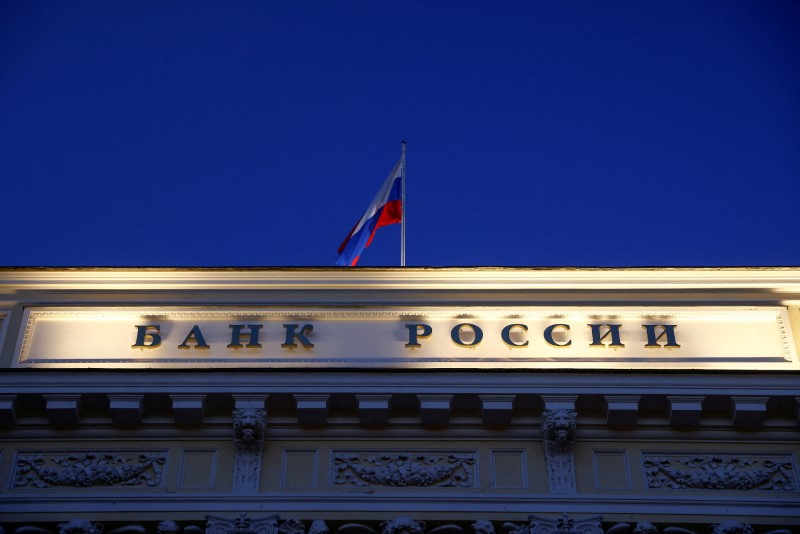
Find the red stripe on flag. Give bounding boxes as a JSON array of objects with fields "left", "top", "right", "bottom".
[{"left": 365, "top": 199, "right": 402, "bottom": 248}]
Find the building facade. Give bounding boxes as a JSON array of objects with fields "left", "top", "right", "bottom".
[{"left": 0, "top": 268, "right": 798, "bottom": 534}]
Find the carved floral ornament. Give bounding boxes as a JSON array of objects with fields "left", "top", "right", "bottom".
[
  {"left": 503, "top": 514, "right": 603, "bottom": 534},
  {"left": 157, "top": 522, "right": 181, "bottom": 534},
  {"left": 0, "top": 516, "right": 793, "bottom": 534},
  {"left": 205, "top": 513, "right": 278, "bottom": 534},
  {"left": 332, "top": 452, "right": 475, "bottom": 488},
  {"left": 643, "top": 454, "right": 796, "bottom": 491},
  {"left": 58, "top": 521, "right": 103, "bottom": 534},
  {"left": 0, "top": 520, "right": 202, "bottom": 534},
  {"left": 204, "top": 514, "right": 326, "bottom": 534},
  {"left": 13, "top": 451, "right": 166, "bottom": 488}
]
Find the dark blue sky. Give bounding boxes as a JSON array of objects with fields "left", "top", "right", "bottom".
[{"left": 2, "top": 1, "right": 799, "bottom": 267}]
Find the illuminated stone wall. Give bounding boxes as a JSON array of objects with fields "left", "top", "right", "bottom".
[{"left": 0, "top": 268, "right": 798, "bottom": 530}]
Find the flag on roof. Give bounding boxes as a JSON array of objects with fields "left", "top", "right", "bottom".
[{"left": 336, "top": 160, "right": 403, "bottom": 266}]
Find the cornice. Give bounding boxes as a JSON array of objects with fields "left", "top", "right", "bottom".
[
  {"left": 1, "top": 267, "right": 800, "bottom": 293},
  {"left": 1, "top": 369, "right": 798, "bottom": 395}
]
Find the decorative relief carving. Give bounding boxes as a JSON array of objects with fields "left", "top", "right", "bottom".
[
  {"left": 13, "top": 451, "right": 166, "bottom": 488},
  {"left": 605, "top": 520, "right": 769, "bottom": 534},
  {"left": 58, "top": 521, "right": 103, "bottom": 534},
  {"left": 10, "top": 523, "right": 181, "bottom": 534},
  {"left": 234, "top": 408, "right": 266, "bottom": 445},
  {"left": 205, "top": 514, "right": 279, "bottom": 534},
  {"left": 233, "top": 448, "right": 262, "bottom": 492},
  {"left": 776, "top": 312, "right": 793, "bottom": 361},
  {"left": 157, "top": 522, "right": 180, "bottom": 534},
  {"left": 643, "top": 454, "right": 796, "bottom": 491},
  {"left": 278, "top": 520, "right": 306, "bottom": 534},
  {"left": 332, "top": 452, "right": 475, "bottom": 488},
  {"left": 233, "top": 408, "right": 266, "bottom": 493},
  {"left": 632, "top": 522, "right": 659, "bottom": 534},
  {"left": 323, "top": 519, "right": 468, "bottom": 534},
  {"left": 709, "top": 522, "right": 754, "bottom": 534},
  {"left": 308, "top": 521, "right": 329, "bottom": 534},
  {"left": 503, "top": 514, "right": 602, "bottom": 534},
  {"left": 543, "top": 409, "right": 576, "bottom": 452},
  {"left": 541, "top": 408, "right": 577, "bottom": 494},
  {"left": 546, "top": 452, "right": 576, "bottom": 494},
  {"left": 380, "top": 518, "right": 426, "bottom": 534},
  {"left": 3, "top": 519, "right": 796, "bottom": 534}
]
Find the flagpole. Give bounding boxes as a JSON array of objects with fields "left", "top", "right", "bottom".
[{"left": 400, "top": 140, "right": 406, "bottom": 267}]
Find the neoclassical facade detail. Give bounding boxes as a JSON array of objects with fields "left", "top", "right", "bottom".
[
  {"left": 278, "top": 519, "right": 308, "bottom": 534},
  {"left": 206, "top": 514, "right": 279, "bottom": 534},
  {"left": 379, "top": 517, "right": 426, "bottom": 534},
  {"left": 232, "top": 408, "right": 267, "bottom": 493},
  {"left": 57, "top": 520, "right": 103, "bottom": 534},
  {"left": 707, "top": 522, "right": 755, "bottom": 534},
  {"left": 471, "top": 521, "right": 495, "bottom": 534},
  {"left": 541, "top": 408, "right": 577, "bottom": 494},
  {"left": 503, "top": 514, "right": 603, "bottom": 534},
  {"left": 13, "top": 451, "right": 166, "bottom": 488},
  {"left": 332, "top": 452, "right": 475, "bottom": 488},
  {"left": 642, "top": 454, "right": 797, "bottom": 491},
  {"left": 0, "top": 517, "right": 788, "bottom": 534},
  {"left": 1, "top": 268, "right": 799, "bottom": 529},
  {"left": 307, "top": 521, "right": 330, "bottom": 534},
  {"left": 604, "top": 520, "right": 768, "bottom": 534},
  {"left": 204, "top": 516, "right": 331, "bottom": 534}
]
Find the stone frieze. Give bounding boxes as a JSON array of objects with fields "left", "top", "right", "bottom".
[
  {"left": 13, "top": 451, "right": 167, "bottom": 488},
  {"left": 332, "top": 451, "right": 475, "bottom": 488},
  {"left": 643, "top": 454, "right": 796, "bottom": 491}
]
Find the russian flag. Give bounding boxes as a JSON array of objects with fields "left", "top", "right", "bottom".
[{"left": 336, "top": 160, "right": 403, "bottom": 266}]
